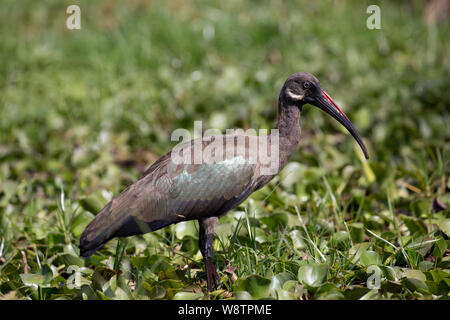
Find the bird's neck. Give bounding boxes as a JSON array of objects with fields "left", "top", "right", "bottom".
[{"left": 274, "top": 100, "right": 302, "bottom": 168}]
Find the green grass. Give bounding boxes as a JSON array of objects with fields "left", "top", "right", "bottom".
[{"left": 0, "top": 0, "right": 449, "bottom": 300}]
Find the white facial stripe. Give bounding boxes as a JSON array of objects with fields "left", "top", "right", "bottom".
[{"left": 286, "top": 89, "right": 304, "bottom": 101}]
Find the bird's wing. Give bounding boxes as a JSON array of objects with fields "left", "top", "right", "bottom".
[
  {"left": 132, "top": 135, "right": 258, "bottom": 223},
  {"left": 79, "top": 134, "right": 259, "bottom": 256}
]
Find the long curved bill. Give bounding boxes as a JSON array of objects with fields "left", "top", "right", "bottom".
[{"left": 312, "top": 90, "right": 369, "bottom": 159}]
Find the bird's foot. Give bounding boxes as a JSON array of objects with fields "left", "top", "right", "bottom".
[{"left": 205, "top": 259, "right": 220, "bottom": 292}]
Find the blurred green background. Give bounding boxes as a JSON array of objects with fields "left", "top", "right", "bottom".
[{"left": 0, "top": 0, "right": 448, "bottom": 300}]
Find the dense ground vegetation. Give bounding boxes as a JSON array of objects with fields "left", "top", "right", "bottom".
[{"left": 0, "top": 0, "right": 449, "bottom": 300}]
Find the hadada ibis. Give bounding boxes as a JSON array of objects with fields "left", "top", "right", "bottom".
[{"left": 79, "top": 72, "right": 369, "bottom": 291}]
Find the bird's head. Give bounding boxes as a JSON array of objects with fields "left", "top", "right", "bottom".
[{"left": 282, "top": 72, "right": 369, "bottom": 159}]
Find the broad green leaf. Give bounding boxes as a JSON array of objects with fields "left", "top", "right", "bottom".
[
  {"left": 279, "top": 162, "right": 306, "bottom": 189},
  {"left": 235, "top": 275, "right": 271, "bottom": 299},
  {"left": 78, "top": 194, "right": 107, "bottom": 214},
  {"left": 402, "top": 278, "right": 428, "bottom": 293},
  {"left": 59, "top": 253, "right": 84, "bottom": 267},
  {"left": 282, "top": 280, "right": 304, "bottom": 298},
  {"left": 139, "top": 282, "right": 166, "bottom": 299},
  {"left": 269, "top": 272, "right": 295, "bottom": 296},
  {"left": 437, "top": 219, "right": 450, "bottom": 237},
  {"left": 298, "top": 263, "right": 328, "bottom": 288},
  {"left": 96, "top": 290, "right": 113, "bottom": 300},
  {"left": 349, "top": 223, "right": 365, "bottom": 242},
  {"left": 173, "top": 292, "right": 204, "bottom": 300},
  {"left": 402, "top": 269, "right": 428, "bottom": 293},
  {"left": 316, "top": 283, "right": 344, "bottom": 300},
  {"left": 359, "top": 289, "right": 380, "bottom": 300},
  {"left": 433, "top": 237, "right": 447, "bottom": 259},
  {"left": 404, "top": 269, "right": 427, "bottom": 282},
  {"left": 381, "top": 266, "right": 399, "bottom": 281},
  {"left": 349, "top": 242, "right": 371, "bottom": 263},
  {"left": 360, "top": 251, "right": 381, "bottom": 266},
  {"left": 20, "top": 265, "right": 54, "bottom": 288},
  {"left": 380, "top": 281, "right": 403, "bottom": 293},
  {"left": 275, "top": 289, "right": 296, "bottom": 300},
  {"left": 69, "top": 211, "right": 94, "bottom": 237},
  {"left": 366, "top": 215, "right": 384, "bottom": 230},
  {"left": 400, "top": 215, "right": 428, "bottom": 235},
  {"left": 175, "top": 221, "right": 198, "bottom": 240},
  {"left": 331, "top": 231, "right": 350, "bottom": 248},
  {"left": 290, "top": 230, "right": 306, "bottom": 249},
  {"left": 233, "top": 291, "right": 253, "bottom": 300}
]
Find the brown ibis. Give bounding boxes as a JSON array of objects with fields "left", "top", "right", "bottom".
[{"left": 79, "top": 72, "right": 369, "bottom": 291}]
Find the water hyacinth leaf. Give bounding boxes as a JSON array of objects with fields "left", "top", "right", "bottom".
[
  {"left": 235, "top": 275, "right": 272, "bottom": 299},
  {"left": 380, "top": 280, "right": 403, "bottom": 293},
  {"left": 233, "top": 291, "right": 253, "bottom": 300},
  {"left": 175, "top": 221, "right": 198, "bottom": 240},
  {"left": 343, "top": 285, "right": 371, "bottom": 299},
  {"left": 159, "top": 279, "right": 184, "bottom": 299},
  {"left": 253, "top": 227, "right": 269, "bottom": 244},
  {"left": 282, "top": 280, "right": 299, "bottom": 291},
  {"left": 150, "top": 285, "right": 167, "bottom": 299},
  {"left": 290, "top": 229, "right": 306, "bottom": 249},
  {"left": 436, "top": 262, "right": 450, "bottom": 273},
  {"left": 432, "top": 237, "right": 447, "bottom": 259},
  {"left": 20, "top": 265, "right": 54, "bottom": 288},
  {"left": 59, "top": 253, "right": 84, "bottom": 267},
  {"left": 349, "top": 242, "right": 371, "bottom": 264},
  {"left": 91, "top": 267, "right": 118, "bottom": 290},
  {"left": 146, "top": 255, "right": 175, "bottom": 274},
  {"left": 275, "top": 289, "right": 296, "bottom": 300},
  {"left": 69, "top": 211, "right": 94, "bottom": 237},
  {"left": 418, "top": 261, "right": 434, "bottom": 272},
  {"left": 426, "top": 269, "right": 450, "bottom": 283},
  {"left": 366, "top": 215, "right": 384, "bottom": 230},
  {"left": 410, "top": 199, "right": 431, "bottom": 217},
  {"left": 404, "top": 269, "right": 427, "bottom": 282},
  {"left": 360, "top": 251, "right": 381, "bottom": 266},
  {"left": 402, "top": 278, "right": 428, "bottom": 293},
  {"left": 130, "top": 256, "right": 153, "bottom": 268},
  {"left": 78, "top": 194, "right": 108, "bottom": 214},
  {"left": 381, "top": 266, "right": 399, "bottom": 281},
  {"left": 359, "top": 289, "right": 380, "bottom": 300},
  {"left": 425, "top": 279, "right": 449, "bottom": 296},
  {"left": 436, "top": 219, "right": 450, "bottom": 237},
  {"left": 114, "top": 286, "right": 131, "bottom": 300},
  {"left": 281, "top": 280, "right": 304, "bottom": 299},
  {"left": 180, "top": 236, "right": 197, "bottom": 253},
  {"left": 139, "top": 282, "right": 166, "bottom": 299},
  {"left": 298, "top": 263, "right": 328, "bottom": 288},
  {"left": 96, "top": 290, "right": 113, "bottom": 300},
  {"left": 349, "top": 223, "right": 365, "bottom": 242},
  {"left": 269, "top": 272, "right": 295, "bottom": 295},
  {"left": 64, "top": 244, "right": 79, "bottom": 256},
  {"left": 316, "top": 283, "right": 344, "bottom": 300},
  {"left": 331, "top": 231, "right": 350, "bottom": 248},
  {"left": 280, "top": 162, "right": 305, "bottom": 189},
  {"left": 400, "top": 215, "right": 427, "bottom": 235},
  {"left": 173, "top": 292, "right": 204, "bottom": 300},
  {"left": 401, "top": 269, "right": 429, "bottom": 293}
]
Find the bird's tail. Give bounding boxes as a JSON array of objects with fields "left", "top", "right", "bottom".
[{"left": 79, "top": 201, "right": 137, "bottom": 257}]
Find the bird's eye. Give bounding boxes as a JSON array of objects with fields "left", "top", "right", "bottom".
[{"left": 303, "top": 81, "right": 311, "bottom": 89}]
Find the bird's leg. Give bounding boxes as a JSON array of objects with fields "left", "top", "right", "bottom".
[{"left": 199, "top": 216, "right": 219, "bottom": 291}]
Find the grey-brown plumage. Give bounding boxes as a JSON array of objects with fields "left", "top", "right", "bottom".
[{"left": 79, "top": 72, "right": 369, "bottom": 291}]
